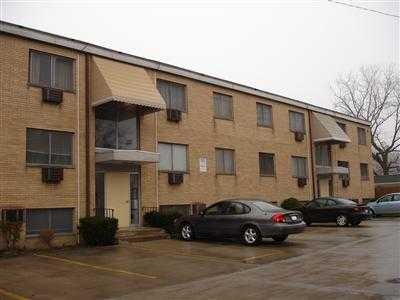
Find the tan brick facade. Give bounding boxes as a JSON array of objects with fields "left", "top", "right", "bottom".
[{"left": 0, "top": 30, "right": 374, "bottom": 248}]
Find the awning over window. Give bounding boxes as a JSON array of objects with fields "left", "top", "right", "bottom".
[
  {"left": 311, "top": 112, "right": 351, "bottom": 143},
  {"left": 91, "top": 56, "right": 166, "bottom": 112}
]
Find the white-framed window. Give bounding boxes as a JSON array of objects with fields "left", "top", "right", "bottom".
[
  {"left": 29, "top": 50, "right": 74, "bottom": 91},
  {"left": 259, "top": 153, "right": 275, "bottom": 176},
  {"left": 292, "top": 156, "right": 307, "bottom": 178},
  {"left": 157, "top": 80, "right": 187, "bottom": 112},
  {"left": 216, "top": 148, "right": 235, "bottom": 175},
  {"left": 213, "top": 92, "right": 233, "bottom": 120},
  {"left": 158, "top": 143, "right": 188, "bottom": 172},
  {"left": 26, "top": 128, "right": 73, "bottom": 167},
  {"left": 358, "top": 127, "right": 367, "bottom": 145},
  {"left": 26, "top": 208, "right": 73, "bottom": 235},
  {"left": 289, "top": 111, "right": 305, "bottom": 133},
  {"left": 257, "top": 103, "right": 272, "bottom": 127},
  {"left": 360, "top": 163, "right": 369, "bottom": 180}
]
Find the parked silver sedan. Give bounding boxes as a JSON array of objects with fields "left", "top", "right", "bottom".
[{"left": 367, "top": 193, "right": 400, "bottom": 216}]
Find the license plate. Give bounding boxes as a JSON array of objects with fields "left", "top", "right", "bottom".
[{"left": 291, "top": 215, "right": 298, "bottom": 221}]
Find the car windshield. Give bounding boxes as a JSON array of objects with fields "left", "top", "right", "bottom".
[
  {"left": 252, "top": 201, "right": 280, "bottom": 212},
  {"left": 334, "top": 198, "right": 357, "bottom": 205}
]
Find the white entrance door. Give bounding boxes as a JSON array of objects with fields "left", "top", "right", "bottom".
[{"left": 105, "top": 172, "right": 130, "bottom": 228}]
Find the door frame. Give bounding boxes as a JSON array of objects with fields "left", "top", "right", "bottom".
[{"left": 129, "top": 167, "right": 141, "bottom": 227}]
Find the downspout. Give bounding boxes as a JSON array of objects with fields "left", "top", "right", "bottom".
[
  {"left": 85, "top": 53, "right": 91, "bottom": 217},
  {"left": 154, "top": 76, "right": 159, "bottom": 210},
  {"left": 76, "top": 54, "right": 80, "bottom": 243},
  {"left": 307, "top": 109, "right": 316, "bottom": 199}
]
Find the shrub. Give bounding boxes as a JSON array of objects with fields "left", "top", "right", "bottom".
[
  {"left": 39, "top": 229, "right": 55, "bottom": 248},
  {"left": 143, "top": 211, "right": 182, "bottom": 233},
  {"left": 0, "top": 221, "right": 23, "bottom": 251},
  {"left": 281, "top": 198, "right": 304, "bottom": 211},
  {"left": 79, "top": 217, "right": 118, "bottom": 246}
]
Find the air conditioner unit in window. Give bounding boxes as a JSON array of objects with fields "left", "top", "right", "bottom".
[
  {"left": 168, "top": 172, "right": 184, "bottom": 185},
  {"left": 342, "top": 178, "right": 350, "bottom": 188},
  {"left": 42, "top": 167, "right": 64, "bottom": 183},
  {"left": 297, "top": 177, "right": 307, "bottom": 187},
  {"left": 166, "top": 109, "right": 182, "bottom": 122},
  {"left": 42, "top": 87, "right": 63, "bottom": 104},
  {"left": 294, "top": 132, "right": 305, "bottom": 142},
  {"left": 339, "top": 142, "right": 346, "bottom": 149}
]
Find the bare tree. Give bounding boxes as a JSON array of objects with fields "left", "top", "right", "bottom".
[{"left": 332, "top": 64, "right": 400, "bottom": 175}]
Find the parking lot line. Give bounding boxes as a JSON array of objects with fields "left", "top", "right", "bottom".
[
  {"left": 33, "top": 254, "right": 157, "bottom": 279},
  {"left": 0, "top": 287, "right": 30, "bottom": 300}
]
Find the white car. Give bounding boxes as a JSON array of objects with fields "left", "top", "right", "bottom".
[{"left": 367, "top": 193, "right": 400, "bottom": 216}]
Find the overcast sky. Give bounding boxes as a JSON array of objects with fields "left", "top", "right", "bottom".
[{"left": 1, "top": 0, "right": 399, "bottom": 110}]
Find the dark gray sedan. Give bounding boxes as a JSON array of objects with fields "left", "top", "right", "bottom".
[{"left": 174, "top": 199, "right": 306, "bottom": 246}]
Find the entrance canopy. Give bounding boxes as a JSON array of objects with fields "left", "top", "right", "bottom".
[
  {"left": 91, "top": 56, "right": 166, "bottom": 113},
  {"left": 96, "top": 148, "right": 160, "bottom": 166},
  {"left": 311, "top": 112, "right": 351, "bottom": 144}
]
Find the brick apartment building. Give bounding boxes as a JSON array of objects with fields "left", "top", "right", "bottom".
[{"left": 0, "top": 21, "right": 374, "bottom": 248}]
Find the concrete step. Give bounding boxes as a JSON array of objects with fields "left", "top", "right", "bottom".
[
  {"left": 119, "top": 233, "right": 170, "bottom": 243},
  {"left": 118, "top": 227, "right": 170, "bottom": 242}
]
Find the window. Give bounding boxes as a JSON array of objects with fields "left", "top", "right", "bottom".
[
  {"left": 95, "top": 103, "right": 139, "bottom": 150},
  {"left": 358, "top": 127, "right": 367, "bottom": 145},
  {"left": 360, "top": 163, "right": 369, "bottom": 180},
  {"left": 257, "top": 103, "right": 272, "bottom": 127},
  {"left": 378, "top": 195, "right": 392, "bottom": 203},
  {"left": 1, "top": 209, "right": 24, "bottom": 222},
  {"left": 326, "top": 199, "right": 337, "bottom": 207},
  {"left": 158, "top": 143, "right": 187, "bottom": 172},
  {"left": 215, "top": 148, "right": 235, "bottom": 175},
  {"left": 338, "top": 161, "right": 350, "bottom": 179},
  {"left": 259, "top": 153, "right": 275, "bottom": 176},
  {"left": 30, "top": 51, "right": 74, "bottom": 91},
  {"left": 292, "top": 156, "right": 307, "bottom": 178},
  {"left": 26, "top": 208, "right": 73, "bottom": 235},
  {"left": 289, "top": 111, "right": 305, "bottom": 133},
  {"left": 337, "top": 122, "right": 347, "bottom": 132},
  {"left": 225, "top": 202, "right": 250, "bottom": 215},
  {"left": 156, "top": 80, "right": 186, "bottom": 112},
  {"left": 315, "top": 144, "right": 331, "bottom": 166},
  {"left": 204, "top": 202, "right": 229, "bottom": 215},
  {"left": 213, "top": 92, "right": 233, "bottom": 120},
  {"left": 26, "top": 129, "right": 73, "bottom": 167}
]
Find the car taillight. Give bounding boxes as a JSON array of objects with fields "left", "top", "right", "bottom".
[{"left": 272, "top": 213, "right": 286, "bottom": 223}]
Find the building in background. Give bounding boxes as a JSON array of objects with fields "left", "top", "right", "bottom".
[
  {"left": 0, "top": 21, "right": 374, "bottom": 248},
  {"left": 375, "top": 175, "right": 400, "bottom": 198}
]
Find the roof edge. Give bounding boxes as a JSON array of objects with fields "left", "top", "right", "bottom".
[{"left": 0, "top": 20, "right": 371, "bottom": 126}]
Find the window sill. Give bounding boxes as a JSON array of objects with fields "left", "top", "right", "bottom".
[
  {"left": 216, "top": 173, "right": 236, "bottom": 176},
  {"left": 27, "top": 82, "right": 76, "bottom": 94},
  {"left": 214, "top": 116, "right": 234, "bottom": 121},
  {"left": 26, "top": 232, "right": 75, "bottom": 238},
  {"left": 260, "top": 174, "right": 276, "bottom": 178},
  {"left": 257, "top": 124, "right": 273, "bottom": 129},
  {"left": 26, "top": 163, "right": 74, "bottom": 169},
  {"left": 159, "top": 170, "right": 189, "bottom": 174}
]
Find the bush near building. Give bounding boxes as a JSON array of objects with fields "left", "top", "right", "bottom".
[
  {"left": 144, "top": 211, "right": 182, "bottom": 233},
  {"left": 79, "top": 217, "right": 118, "bottom": 246}
]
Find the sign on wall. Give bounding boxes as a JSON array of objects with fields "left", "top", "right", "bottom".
[{"left": 199, "top": 157, "right": 207, "bottom": 173}]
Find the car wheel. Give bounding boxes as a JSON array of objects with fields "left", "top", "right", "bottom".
[
  {"left": 351, "top": 220, "right": 361, "bottom": 226},
  {"left": 180, "top": 223, "right": 194, "bottom": 241},
  {"left": 241, "top": 226, "right": 261, "bottom": 246},
  {"left": 272, "top": 234, "right": 288, "bottom": 243},
  {"left": 336, "top": 215, "right": 348, "bottom": 227}
]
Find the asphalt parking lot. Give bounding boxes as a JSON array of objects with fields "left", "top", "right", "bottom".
[{"left": 0, "top": 218, "right": 399, "bottom": 300}]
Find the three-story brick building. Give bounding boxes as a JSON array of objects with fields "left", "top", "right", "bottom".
[{"left": 0, "top": 21, "right": 374, "bottom": 248}]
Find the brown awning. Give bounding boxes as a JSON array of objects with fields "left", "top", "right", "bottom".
[
  {"left": 311, "top": 112, "right": 351, "bottom": 143},
  {"left": 91, "top": 56, "right": 166, "bottom": 111}
]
